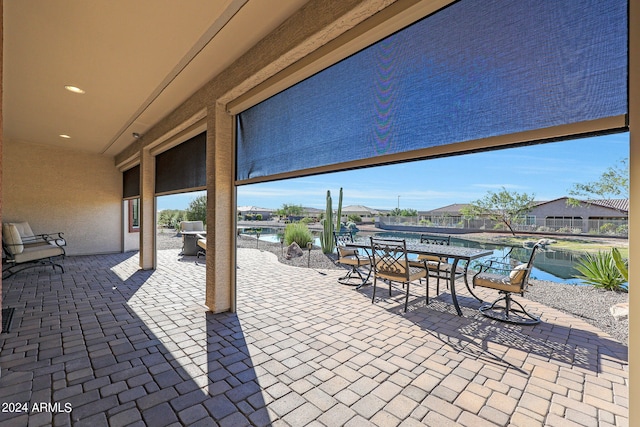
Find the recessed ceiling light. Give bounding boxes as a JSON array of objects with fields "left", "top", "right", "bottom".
[
  {"left": 59, "top": 134, "right": 71, "bottom": 139},
  {"left": 64, "top": 85, "right": 85, "bottom": 94}
]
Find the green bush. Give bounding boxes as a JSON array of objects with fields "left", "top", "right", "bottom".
[
  {"left": 574, "top": 250, "right": 627, "bottom": 292},
  {"left": 347, "top": 214, "right": 362, "bottom": 223},
  {"left": 284, "top": 222, "right": 314, "bottom": 247},
  {"left": 599, "top": 223, "right": 616, "bottom": 234},
  {"left": 345, "top": 221, "right": 358, "bottom": 231},
  {"left": 616, "top": 224, "right": 628, "bottom": 236}
]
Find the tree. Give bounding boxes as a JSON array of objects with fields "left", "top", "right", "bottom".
[
  {"left": 158, "top": 209, "right": 186, "bottom": 228},
  {"left": 460, "top": 187, "right": 536, "bottom": 236},
  {"left": 400, "top": 208, "right": 418, "bottom": 217},
  {"left": 185, "top": 195, "right": 207, "bottom": 224},
  {"left": 275, "top": 204, "right": 304, "bottom": 218},
  {"left": 568, "top": 158, "right": 628, "bottom": 205}
]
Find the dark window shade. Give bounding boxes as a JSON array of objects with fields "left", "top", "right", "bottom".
[
  {"left": 155, "top": 132, "right": 206, "bottom": 195},
  {"left": 122, "top": 165, "right": 140, "bottom": 199},
  {"left": 237, "top": 0, "right": 627, "bottom": 182}
]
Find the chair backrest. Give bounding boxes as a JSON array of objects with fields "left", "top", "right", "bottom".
[
  {"left": 419, "top": 234, "right": 450, "bottom": 245},
  {"left": 180, "top": 221, "right": 204, "bottom": 232},
  {"left": 370, "top": 237, "right": 410, "bottom": 281},
  {"left": 512, "top": 244, "right": 541, "bottom": 291},
  {"left": 2, "top": 223, "right": 24, "bottom": 255},
  {"left": 333, "top": 230, "right": 354, "bottom": 247},
  {"left": 333, "top": 230, "right": 355, "bottom": 257}
]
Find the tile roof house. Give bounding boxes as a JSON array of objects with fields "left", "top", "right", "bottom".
[{"left": 415, "top": 198, "right": 628, "bottom": 235}]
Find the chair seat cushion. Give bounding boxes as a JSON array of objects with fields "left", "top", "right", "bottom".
[
  {"left": 509, "top": 264, "right": 527, "bottom": 285},
  {"left": 338, "top": 254, "right": 370, "bottom": 266},
  {"left": 376, "top": 263, "right": 427, "bottom": 282},
  {"left": 13, "top": 244, "right": 65, "bottom": 264},
  {"left": 474, "top": 272, "right": 522, "bottom": 293},
  {"left": 197, "top": 238, "right": 207, "bottom": 250}
]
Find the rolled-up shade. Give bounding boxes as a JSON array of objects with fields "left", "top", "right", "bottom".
[
  {"left": 155, "top": 132, "right": 206, "bottom": 195},
  {"left": 237, "top": 0, "right": 627, "bottom": 182},
  {"left": 122, "top": 165, "right": 140, "bottom": 199}
]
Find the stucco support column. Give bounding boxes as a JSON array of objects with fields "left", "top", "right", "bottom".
[
  {"left": 205, "top": 102, "right": 235, "bottom": 313},
  {"left": 139, "top": 147, "right": 156, "bottom": 270},
  {"left": 628, "top": 0, "right": 638, "bottom": 420}
]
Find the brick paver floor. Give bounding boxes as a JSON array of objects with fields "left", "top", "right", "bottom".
[{"left": 0, "top": 248, "right": 629, "bottom": 426}]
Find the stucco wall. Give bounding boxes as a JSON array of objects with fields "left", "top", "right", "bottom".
[
  {"left": 3, "top": 139, "right": 122, "bottom": 255},
  {"left": 530, "top": 199, "right": 627, "bottom": 219}
]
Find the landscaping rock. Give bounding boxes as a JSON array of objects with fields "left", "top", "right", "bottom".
[
  {"left": 610, "top": 302, "right": 629, "bottom": 321},
  {"left": 285, "top": 242, "right": 304, "bottom": 259}
]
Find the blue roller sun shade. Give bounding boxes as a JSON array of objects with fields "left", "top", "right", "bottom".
[{"left": 237, "top": 0, "right": 627, "bottom": 182}]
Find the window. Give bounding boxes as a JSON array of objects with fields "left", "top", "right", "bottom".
[{"left": 129, "top": 198, "right": 140, "bottom": 232}]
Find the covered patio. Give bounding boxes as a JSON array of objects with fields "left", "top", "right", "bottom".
[
  {"left": 0, "top": 248, "right": 628, "bottom": 425},
  {"left": 2, "top": 0, "right": 638, "bottom": 424}
]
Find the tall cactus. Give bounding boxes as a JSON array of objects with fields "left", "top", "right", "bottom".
[
  {"left": 335, "top": 187, "right": 343, "bottom": 233},
  {"left": 320, "top": 190, "right": 335, "bottom": 254}
]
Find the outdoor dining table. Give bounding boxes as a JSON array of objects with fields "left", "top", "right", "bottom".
[{"left": 349, "top": 239, "right": 494, "bottom": 316}]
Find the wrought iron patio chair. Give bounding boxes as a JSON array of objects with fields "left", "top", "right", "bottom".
[
  {"left": 333, "top": 230, "right": 371, "bottom": 288},
  {"left": 196, "top": 234, "right": 206, "bottom": 259},
  {"left": 472, "top": 243, "right": 541, "bottom": 324},
  {"left": 370, "top": 237, "right": 428, "bottom": 312},
  {"left": 409, "top": 235, "right": 461, "bottom": 294}
]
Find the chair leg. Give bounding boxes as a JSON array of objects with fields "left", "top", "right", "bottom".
[
  {"left": 404, "top": 281, "right": 410, "bottom": 312},
  {"left": 425, "top": 278, "right": 429, "bottom": 306},
  {"left": 479, "top": 292, "right": 540, "bottom": 325},
  {"left": 339, "top": 265, "right": 371, "bottom": 287},
  {"left": 371, "top": 277, "right": 377, "bottom": 304},
  {"left": 356, "top": 267, "right": 372, "bottom": 290}
]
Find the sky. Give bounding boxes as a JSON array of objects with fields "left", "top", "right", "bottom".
[{"left": 157, "top": 132, "right": 629, "bottom": 212}]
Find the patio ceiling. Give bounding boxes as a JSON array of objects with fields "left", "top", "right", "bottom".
[{"left": 2, "top": 0, "right": 308, "bottom": 157}]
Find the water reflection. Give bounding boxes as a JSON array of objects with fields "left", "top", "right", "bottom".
[{"left": 239, "top": 228, "right": 586, "bottom": 285}]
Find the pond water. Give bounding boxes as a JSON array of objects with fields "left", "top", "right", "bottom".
[{"left": 238, "top": 227, "right": 587, "bottom": 285}]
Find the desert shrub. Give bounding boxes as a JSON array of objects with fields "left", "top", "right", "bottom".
[
  {"left": 574, "top": 250, "right": 627, "bottom": 292},
  {"left": 599, "top": 223, "right": 616, "bottom": 234},
  {"left": 299, "top": 217, "right": 314, "bottom": 225},
  {"left": 284, "top": 222, "right": 313, "bottom": 247},
  {"left": 347, "top": 214, "right": 362, "bottom": 223},
  {"left": 616, "top": 224, "right": 628, "bottom": 236}
]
